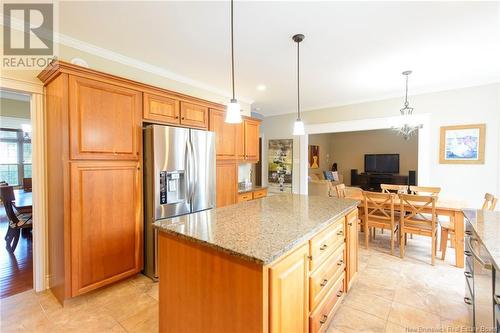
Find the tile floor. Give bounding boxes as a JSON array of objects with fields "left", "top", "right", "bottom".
[{"left": 0, "top": 231, "right": 469, "bottom": 333}]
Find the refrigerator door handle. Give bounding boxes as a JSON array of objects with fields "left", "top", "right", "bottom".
[
  {"left": 189, "top": 139, "right": 198, "bottom": 202},
  {"left": 185, "top": 140, "right": 192, "bottom": 204}
]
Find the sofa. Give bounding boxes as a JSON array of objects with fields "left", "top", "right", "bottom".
[{"left": 308, "top": 172, "right": 344, "bottom": 197}]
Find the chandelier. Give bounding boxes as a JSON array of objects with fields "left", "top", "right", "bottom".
[{"left": 393, "top": 70, "right": 422, "bottom": 140}]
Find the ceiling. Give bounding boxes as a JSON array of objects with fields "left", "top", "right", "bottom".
[{"left": 58, "top": 1, "right": 500, "bottom": 116}]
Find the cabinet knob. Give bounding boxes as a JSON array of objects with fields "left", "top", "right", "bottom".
[
  {"left": 307, "top": 255, "right": 313, "bottom": 261},
  {"left": 175, "top": 116, "right": 179, "bottom": 119},
  {"left": 181, "top": 117, "right": 185, "bottom": 120},
  {"left": 348, "top": 222, "right": 353, "bottom": 226}
]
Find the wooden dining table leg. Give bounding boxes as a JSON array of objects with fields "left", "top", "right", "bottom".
[{"left": 453, "top": 211, "right": 464, "bottom": 268}]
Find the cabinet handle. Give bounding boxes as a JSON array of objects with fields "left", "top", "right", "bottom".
[
  {"left": 465, "top": 230, "right": 472, "bottom": 236},
  {"left": 464, "top": 250, "right": 472, "bottom": 257},
  {"left": 463, "top": 297, "right": 472, "bottom": 305},
  {"left": 337, "top": 230, "right": 344, "bottom": 236},
  {"left": 320, "top": 244, "right": 328, "bottom": 251},
  {"left": 319, "top": 314, "right": 328, "bottom": 325},
  {"left": 348, "top": 222, "right": 353, "bottom": 226},
  {"left": 320, "top": 279, "right": 328, "bottom": 287},
  {"left": 464, "top": 271, "right": 472, "bottom": 278},
  {"left": 307, "top": 255, "right": 313, "bottom": 261},
  {"left": 175, "top": 116, "right": 179, "bottom": 119},
  {"left": 181, "top": 117, "right": 185, "bottom": 120},
  {"left": 336, "top": 291, "right": 343, "bottom": 297},
  {"left": 337, "top": 259, "right": 344, "bottom": 266}
]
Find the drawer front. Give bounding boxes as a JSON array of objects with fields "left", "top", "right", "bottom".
[
  {"left": 310, "top": 218, "right": 345, "bottom": 271},
  {"left": 253, "top": 188, "right": 267, "bottom": 199},
  {"left": 309, "top": 273, "right": 345, "bottom": 333},
  {"left": 237, "top": 193, "right": 253, "bottom": 202},
  {"left": 309, "top": 243, "right": 345, "bottom": 311}
]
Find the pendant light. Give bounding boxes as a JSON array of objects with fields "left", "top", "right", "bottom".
[
  {"left": 225, "top": 0, "right": 242, "bottom": 123},
  {"left": 392, "top": 70, "right": 422, "bottom": 140},
  {"left": 292, "top": 34, "right": 305, "bottom": 136}
]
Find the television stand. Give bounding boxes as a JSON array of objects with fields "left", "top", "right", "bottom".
[{"left": 352, "top": 172, "right": 409, "bottom": 192}]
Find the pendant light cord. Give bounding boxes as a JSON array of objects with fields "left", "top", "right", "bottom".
[
  {"left": 296, "top": 40, "right": 300, "bottom": 120},
  {"left": 231, "top": 0, "right": 235, "bottom": 101}
]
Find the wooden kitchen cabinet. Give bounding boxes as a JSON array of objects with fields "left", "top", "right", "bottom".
[
  {"left": 345, "top": 209, "right": 358, "bottom": 291},
  {"left": 209, "top": 109, "right": 236, "bottom": 159},
  {"left": 180, "top": 101, "right": 208, "bottom": 129},
  {"left": 244, "top": 119, "right": 260, "bottom": 161},
  {"left": 69, "top": 76, "right": 142, "bottom": 160},
  {"left": 143, "top": 92, "right": 180, "bottom": 125},
  {"left": 269, "top": 243, "right": 309, "bottom": 333},
  {"left": 235, "top": 121, "right": 246, "bottom": 159},
  {"left": 216, "top": 162, "right": 237, "bottom": 207},
  {"left": 70, "top": 161, "right": 142, "bottom": 296}
]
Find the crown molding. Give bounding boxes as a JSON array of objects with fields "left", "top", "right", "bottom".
[{"left": 4, "top": 16, "right": 254, "bottom": 104}]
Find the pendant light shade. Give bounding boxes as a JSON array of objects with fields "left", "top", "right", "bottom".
[
  {"left": 225, "top": 0, "right": 242, "bottom": 123},
  {"left": 292, "top": 34, "right": 305, "bottom": 136},
  {"left": 226, "top": 99, "right": 242, "bottom": 123},
  {"left": 293, "top": 119, "right": 305, "bottom": 136}
]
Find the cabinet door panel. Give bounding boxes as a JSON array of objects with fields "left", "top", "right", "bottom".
[
  {"left": 269, "top": 243, "right": 309, "bottom": 333},
  {"left": 70, "top": 161, "right": 142, "bottom": 296},
  {"left": 180, "top": 101, "right": 208, "bottom": 129},
  {"left": 69, "top": 76, "right": 141, "bottom": 160},
  {"left": 235, "top": 122, "right": 245, "bottom": 160},
  {"left": 345, "top": 209, "right": 358, "bottom": 291},
  {"left": 244, "top": 119, "right": 260, "bottom": 161},
  {"left": 209, "top": 109, "right": 236, "bottom": 159},
  {"left": 216, "top": 163, "right": 237, "bottom": 207},
  {"left": 143, "top": 92, "right": 180, "bottom": 124}
]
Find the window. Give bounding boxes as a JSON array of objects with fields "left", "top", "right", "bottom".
[{"left": 0, "top": 128, "right": 31, "bottom": 186}]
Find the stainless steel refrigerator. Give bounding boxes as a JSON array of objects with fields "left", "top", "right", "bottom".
[{"left": 143, "top": 124, "right": 216, "bottom": 279}]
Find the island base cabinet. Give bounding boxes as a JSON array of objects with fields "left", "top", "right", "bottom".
[
  {"left": 345, "top": 209, "right": 359, "bottom": 291},
  {"left": 269, "top": 243, "right": 309, "bottom": 333}
]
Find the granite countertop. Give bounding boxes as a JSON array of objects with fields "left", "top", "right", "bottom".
[
  {"left": 154, "top": 194, "right": 359, "bottom": 265},
  {"left": 463, "top": 209, "right": 500, "bottom": 270},
  {"left": 237, "top": 186, "right": 267, "bottom": 194}
]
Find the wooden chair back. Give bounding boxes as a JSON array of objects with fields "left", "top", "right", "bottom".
[
  {"left": 0, "top": 186, "right": 19, "bottom": 224},
  {"left": 23, "top": 178, "right": 32, "bottom": 192},
  {"left": 362, "top": 191, "right": 395, "bottom": 222},
  {"left": 335, "top": 184, "right": 346, "bottom": 198},
  {"left": 381, "top": 184, "right": 408, "bottom": 194},
  {"left": 482, "top": 193, "right": 498, "bottom": 211},
  {"left": 399, "top": 194, "right": 437, "bottom": 227},
  {"left": 409, "top": 186, "right": 441, "bottom": 196}
]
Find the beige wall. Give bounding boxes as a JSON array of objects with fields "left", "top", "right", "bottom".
[
  {"left": 326, "top": 129, "right": 417, "bottom": 185},
  {"left": 262, "top": 83, "right": 500, "bottom": 207}
]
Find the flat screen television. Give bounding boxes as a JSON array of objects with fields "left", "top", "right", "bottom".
[{"left": 364, "top": 154, "right": 400, "bottom": 174}]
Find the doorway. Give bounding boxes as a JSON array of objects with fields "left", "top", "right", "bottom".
[{"left": 0, "top": 90, "right": 33, "bottom": 298}]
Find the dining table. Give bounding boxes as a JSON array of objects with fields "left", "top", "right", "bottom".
[
  {"left": 13, "top": 189, "right": 33, "bottom": 214},
  {"left": 345, "top": 187, "right": 467, "bottom": 268}
]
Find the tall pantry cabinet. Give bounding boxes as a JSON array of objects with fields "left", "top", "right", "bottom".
[{"left": 40, "top": 63, "right": 143, "bottom": 303}]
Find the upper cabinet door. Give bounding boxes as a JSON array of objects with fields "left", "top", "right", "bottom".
[
  {"left": 69, "top": 76, "right": 141, "bottom": 160},
  {"left": 244, "top": 119, "right": 260, "bottom": 161},
  {"left": 209, "top": 109, "right": 236, "bottom": 159},
  {"left": 143, "top": 92, "right": 180, "bottom": 125},
  {"left": 180, "top": 101, "right": 208, "bottom": 129},
  {"left": 235, "top": 122, "right": 245, "bottom": 160}
]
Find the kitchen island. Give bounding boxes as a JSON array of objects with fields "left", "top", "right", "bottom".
[{"left": 154, "top": 194, "right": 359, "bottom": 333}]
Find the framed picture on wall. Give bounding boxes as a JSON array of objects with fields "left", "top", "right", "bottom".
[
  {"left": 309, "top": 145, "right": 319, "bottom": 168},
  {"left": 439, "top": 124, "right": 485, "bottom": 164},
  {"left": 268, "top": 139, "right": 293, "bottom": 193}
]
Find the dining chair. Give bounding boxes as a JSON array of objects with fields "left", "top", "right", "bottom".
[
  {"left": 440, "top": 192, "right": 498, "bottom": 261},
  {"left": 0, "top": 186, "right": 32, "bottom": 252},
  {"left": 409, "top": 186, "right": 441, "bottom": 196},
  {"left": 399, "top": 193, "right": 438, "bottom": 265},
  {"left": 482, "top": 193, "right": 498, "bottom": 211},
  {"left": 335, "top": 184, "right": 346, "bottom": 198},
  {"left": 381, "top": 184, "right": 408, "bottom": 194},
  {"left": 23, "top": 178, "right": 32, "bottom": 192},
  {"left": 362, "top": 191, "right": 398, "bottom": 255}
]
